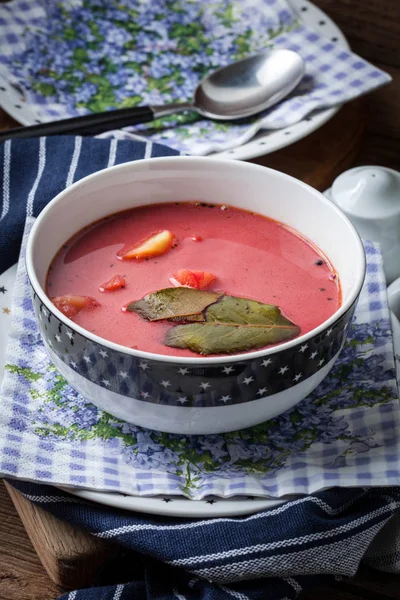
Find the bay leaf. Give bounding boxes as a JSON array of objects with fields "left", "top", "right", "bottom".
[
  {"left": 127, "top": 287, "right": 223, "bottom": 321},
  {"left": 165, "top": 294, "right": 300, "bottom": 355},
  {"left": 205, "top": 295, "right": 293, "bottom": 326}
]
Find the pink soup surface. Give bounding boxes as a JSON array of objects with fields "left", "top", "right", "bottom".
[{"left": 47, "top": 202, "right": 341, "bottom": 357}]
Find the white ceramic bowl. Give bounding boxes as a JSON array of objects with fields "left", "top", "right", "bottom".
[{"left": 26, "top": 157, "right": 366, "bottom": 434}]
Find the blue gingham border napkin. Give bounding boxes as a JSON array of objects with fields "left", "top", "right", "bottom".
[{"left": 0, "top": 0, "right": 391, "bottom": 155}]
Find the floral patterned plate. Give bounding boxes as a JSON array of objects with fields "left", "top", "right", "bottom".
[{"left": 0, "top": 0, "right": 348, "bottom": 162}]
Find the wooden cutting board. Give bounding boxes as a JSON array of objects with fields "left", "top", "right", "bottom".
[{"left": 2, "top": 99, "right": 365, "bottom": 591}]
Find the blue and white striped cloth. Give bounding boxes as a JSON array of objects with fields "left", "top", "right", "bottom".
[
  {"left": 8, "top": 479, "right": 400, "bottom": 599},
  {"left": 1, "top": 136, "right": 400, "bottom": 599}
]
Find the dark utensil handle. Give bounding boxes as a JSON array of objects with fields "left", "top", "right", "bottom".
[{"left": 0, "top": 105, "right": 156, "bottom": 142}]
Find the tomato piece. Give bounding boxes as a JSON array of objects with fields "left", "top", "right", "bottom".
[
  {"left": 118, "top": 230, "right": 176, "bottom": 260},
  {"left": 170, "top": 269, "right": 217, "bottom": 290},
  {"left": 198, "top": 271, "right": 218, "bottom": 289},
  {"left": 52, "top": 295, "right": 99, "bottom": 319},
  {"left": 99, "top": 274, "right": 127, "bottom": 293},
  {"left": 170, "top": 269, "right": 198, "bottom": 288}
]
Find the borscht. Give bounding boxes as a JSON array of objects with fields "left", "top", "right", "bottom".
[{"left": 46, "top": 202, "right": 340, "bottom": 356}]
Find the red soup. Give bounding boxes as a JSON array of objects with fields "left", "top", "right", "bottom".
[{"left": 46, "top": 202, "right": 341, "bottom": 357}]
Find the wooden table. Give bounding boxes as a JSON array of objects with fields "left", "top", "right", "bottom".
[{"left": 0, "top": 1, "right": 399, "bottom": 598}]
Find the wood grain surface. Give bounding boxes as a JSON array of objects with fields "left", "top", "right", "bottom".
[
  {"left": 4, "top": 482, "right": 112, "bottom": 591},
  {"left": 0, "top": 0, "right": 399, "bottom": 598}
]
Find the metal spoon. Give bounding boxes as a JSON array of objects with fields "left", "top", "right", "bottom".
[{"left": 0, "top": 49, "right": 304, "bottom": 141}]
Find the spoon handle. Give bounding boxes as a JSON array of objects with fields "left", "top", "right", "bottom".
[{"left": 0, "top": 103, "right": 189, "bottom": 142}]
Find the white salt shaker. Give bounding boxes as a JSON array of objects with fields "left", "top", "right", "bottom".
[{"left": 329, "top": 166, "right": 400, "bottom": 284}]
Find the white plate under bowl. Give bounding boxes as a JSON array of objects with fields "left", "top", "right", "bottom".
[
  {"left": 0, "top": 0, "right": 348, "bottom": 162},
  {"left": 0, "top": 263, "right": 290, "bottom": 517},
  {"left": 60, "top": 486, "right": 290, "bottom": 518}
]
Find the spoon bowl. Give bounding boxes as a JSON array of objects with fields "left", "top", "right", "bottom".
[{"left": 193, "top": 49, "right": 305, "bottom": 120}]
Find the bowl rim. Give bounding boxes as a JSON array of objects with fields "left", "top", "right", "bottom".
[{"left": 26, "top": 155, "right": 366, "bottom": 365}]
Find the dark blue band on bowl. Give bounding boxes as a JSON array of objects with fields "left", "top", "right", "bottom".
[{"left": 32, "top": 288, "right": 356, "bottom": 408}]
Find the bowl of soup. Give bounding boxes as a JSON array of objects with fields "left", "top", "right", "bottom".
[{"left": 26, "top": 157, "right": 365, "bottom": 434}]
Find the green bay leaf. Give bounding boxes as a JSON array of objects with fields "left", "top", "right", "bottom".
[
  {"left": 165, "top": 321, "right": 300, "bottom": 355},
  {"left": 205, "top": 295, "right": 294, "bottom": 326},
  {"left": 127, "top": 287, "right": 223, "bottom": 321},
  {"left": 164, "top": 294, "right": 300, "bottom": 355}
]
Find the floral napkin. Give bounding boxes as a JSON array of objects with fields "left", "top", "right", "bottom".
[
  {"left": 0, "top": 217, "right": 399, "bottom": 500},
  {"left": 0, "top": 0, "right": 391, "bottom": 155}
]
